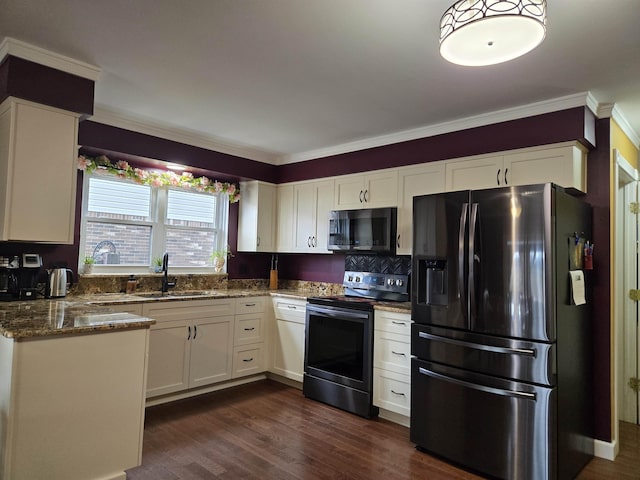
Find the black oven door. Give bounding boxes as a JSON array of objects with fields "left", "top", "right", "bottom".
[{"left": 304, "top": 303, "right": 373, "bottom": 392}]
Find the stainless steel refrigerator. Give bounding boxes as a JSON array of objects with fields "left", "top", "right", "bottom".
[{"left": 410, "top": 183, "right": 593, "bottom": 480}]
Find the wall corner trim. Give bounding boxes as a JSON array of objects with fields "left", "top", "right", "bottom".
[{"left": 0, "top": 37, "right": 101, "bottom": 81}]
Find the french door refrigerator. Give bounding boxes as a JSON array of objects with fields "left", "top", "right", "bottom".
[{"left": 411, "top": 183, "right": 593, "bottom": 480}]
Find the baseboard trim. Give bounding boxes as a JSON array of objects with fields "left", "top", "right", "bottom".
[
  {"left": 145, "top": 374, "right": 267, "bottom": 407},
  {"left": 266, "top": 372, "right": 303, "bottom": 390},
  {"left": 378, "top": 408, "right": 410, "bottom": 428},
  {"left": 594, "top": 438, "right": 618, "bottom": 461}
]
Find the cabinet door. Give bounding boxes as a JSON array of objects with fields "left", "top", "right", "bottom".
[
  {"left": 334, "top": 174, "right": 365, "bottom": 209},
  {"left": 146, "top": 320, "right": 190, "bottom": 397},
  {"left": 502, "top": 145, "right": 587, "bottom": 192},
  {"left": 313, "top": 179, "right": 334, "bottom": 252},
  {"left": 364, "top": 170, "right": 398, "bottom": 208},
  {"left": 396, "top": 163, "right": 445, "bottom": 254},
  {"left": 189, "top": 316, "right": 234, "bottom": 387},
  {"left": 292, "top": 179, "right": 334, "bottom": 252},
  {"left": 272, "top": 318, "right": 305, "bottom": 382},
  {"left": 293, "top": 182, "right": 316, "bottom": 251},
  {"left": 0, "top": 100, "right": 79, "bottom": 243},
  {"left": 276, "top": 184, "right": 294, "bottom": 252},
  {"left": 256, "top": 183, "right": 276, "bottom": 251},
  {"left": 238, "top": 181, "right": 276, "bottom": 252},
  {"left": 445, "top": 155, "right": 504, "bottom": 191}
]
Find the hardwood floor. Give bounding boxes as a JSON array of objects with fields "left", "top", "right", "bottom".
[{"left": 127, "top": 380, "right": 639, "bottom": 480}]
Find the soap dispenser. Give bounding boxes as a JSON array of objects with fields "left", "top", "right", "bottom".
[{"left": 126, "top": 275, "right": 138, "bottom": 294}]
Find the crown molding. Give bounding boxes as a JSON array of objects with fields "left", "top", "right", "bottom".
[
  {"left": 0, "top": 37, "right": 101, "bottom": 81},
  {"left": 279, "top": 92, "right": 597, "bottom": 164},
  {"left": 91, "top": 106, "right": 281, "bottom": 164},
  {"left": 598, "top": 103, "right": 640, "bottom": 147}
]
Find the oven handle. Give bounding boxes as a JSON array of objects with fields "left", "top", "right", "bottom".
[
  {"left": 418, "top": 331, "right": 536, "bottom": 357},
  {"left": 418, "top": 367, "right": 536, "bottom": 400},
  {"left": 307, "top": 304, "right": 370, "bottom": 320}
]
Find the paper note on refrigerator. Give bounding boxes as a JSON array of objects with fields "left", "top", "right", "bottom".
[{"left": 569, "top": 270, "right": 586, "bottom": 305}]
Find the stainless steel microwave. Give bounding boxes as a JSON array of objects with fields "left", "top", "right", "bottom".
[{"left": 327, "top": 207, "right": 397, "bottom": 253}]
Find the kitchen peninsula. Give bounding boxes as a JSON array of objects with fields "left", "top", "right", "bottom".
[{"left": 0, "top": 300, "right": 154, "bottom": 480}]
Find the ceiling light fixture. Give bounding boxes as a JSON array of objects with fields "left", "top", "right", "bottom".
[{"left": 439, "top": 0, "right": 547, "bottom": 66}]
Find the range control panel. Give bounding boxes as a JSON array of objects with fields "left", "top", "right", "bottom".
[{"left": 343, "top": 271, "right": 409, "bottom": 296}]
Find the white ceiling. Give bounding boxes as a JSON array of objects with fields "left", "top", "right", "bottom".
[{"left": 2, "top": 0, "right": 639, "bottom": 165}]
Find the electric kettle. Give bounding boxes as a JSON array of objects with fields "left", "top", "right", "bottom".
[{"left": 46, "top": 268, "right": 74, "bottom": 298}]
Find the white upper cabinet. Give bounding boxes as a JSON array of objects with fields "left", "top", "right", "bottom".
[
  {"left": 0, "top": 97, "right": 79, "bottom": 243},
  {"left": 502, "top": 144, "right": 587, "bottom": 193},
  {"left": 334, "top": 169, "right": 398, "bottom": 209},
  {"left": 445, "top": 143, "right": 587, "bottom": 193},
  {"left": 293, "top": 179, "right": 334, "bottom": 253},
  {"left": 276, "top": 184, "right": 294, "bottom": 252},
  {"left": 445, "top": 154, "right": 504, "bottom": 192},
  {"left": 396, "top": 163, "right": 446, "bottom": 255},
  {"left": 238, "top": 180, "right": 277, "bottom": 252}
]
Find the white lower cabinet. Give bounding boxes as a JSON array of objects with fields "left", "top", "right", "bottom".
[
  {"left": 143, "top": 299, "right": 235, "bottom": 398},
  {"left": 373, "top": 309, "right": 412, "bottom": 420},
  {"left": 232, "top": 297, "right": 267, "bottom": 378},
  {"left": 270, "top": 297, "right": 306, "bottom": 382}
]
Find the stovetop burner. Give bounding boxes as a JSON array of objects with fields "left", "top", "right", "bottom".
[{"left": 307, "top": 271, "right": 410, "bottom": 308}]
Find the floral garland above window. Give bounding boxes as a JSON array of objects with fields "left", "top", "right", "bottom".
[{"left": 77, "top": 154, "right": 240, "bottom": 203}]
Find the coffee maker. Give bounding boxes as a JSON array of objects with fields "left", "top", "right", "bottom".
[{"left": 0, "top": 254, "right": 42, "bottom": 301}]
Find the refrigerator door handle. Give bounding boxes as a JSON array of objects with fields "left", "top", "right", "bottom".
[
  {"left": 458, "top": 203, "right": 468, "bottom": 324},
  {"left": 418, "top": 367, "right": 536, "bottom": 400},
  {"left": 468, "top": 203, "right": 479, "bottom": 323},
  {"left": 418, "top": 331, "right": 536, "bottom": 357}
]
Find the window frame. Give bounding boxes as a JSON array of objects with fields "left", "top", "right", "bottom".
[{"left": 78, "top": 173, "right": 229, "bottom": 275}]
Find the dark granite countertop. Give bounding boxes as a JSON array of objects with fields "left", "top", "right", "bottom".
[
  {"left": 0, "top": 299, "right": 155, "bottom": 340},
  {"left": 0, "top": 288, "right": 410, "bottom": 339}
]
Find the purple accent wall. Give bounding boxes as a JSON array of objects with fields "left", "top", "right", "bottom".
[
  {"left": 584, "top": 118, "right": 611, "bottom": 441},
  {"left": 278, "top": 107, "right": 593, "bottom": 183},
  {"left": 0, "top": 56, "right": 94, "bottom": 115},
  {"left": 79, "top": 121, "right": 279, "bottom": 183},
  {"left": 277, "top": 253, "right": 346, "bottom": 284}
]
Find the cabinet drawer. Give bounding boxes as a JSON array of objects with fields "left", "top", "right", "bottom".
[
  {"left": 232, "top": 344, "right": 265, "bottom": 378},
  {"left": 374, "top": 330, "right": 411, "bottom": 376},
  {"left": 236, "top": 296, "right": 266, "bottom": 314},
  {"left": 234, "top": 313, "right": 264, "bottom": 345},
  {"left": 272, "top": 298, "right": 306, "bottom": 324},
  {"left": 374, "top": 310, "right": 412, "bottom": 336},
  {"left": 373, "top": 368, "right": 411, "bottom": 417}
]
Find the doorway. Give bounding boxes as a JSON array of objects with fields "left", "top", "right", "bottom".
[{"left": 615, "top": 149, "right": 639, "bottom": 434}]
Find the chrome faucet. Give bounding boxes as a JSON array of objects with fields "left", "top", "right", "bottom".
[{"left": 161, "top": 252, "right": 176, "bottom": 293}]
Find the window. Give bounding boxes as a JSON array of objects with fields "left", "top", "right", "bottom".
[{"left": 79, "top": 175, "right": 229, "bottom": 273}]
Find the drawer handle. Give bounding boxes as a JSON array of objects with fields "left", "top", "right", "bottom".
[
  {"left": 194, "top": 325, "right": 197, "bottom": 339},
  {"left": 287, "top": 305, "right": 297, "bottom": 309},
  {"left": 244, "top": 327, "right": 255, "bottom": 331},
  {"left": 244, "top": 303, "right": 256, "bottom": 307},
  {"left": 243, "top": 357, "right": 254, "bottom": 362},
  {"left": 390, "top": 390, "right": 406, "bottom": 397},
  {"left": 391, "top": 321, "right": 407, "bottom": 326},
  {"left": 391, "top": 351, "right": 406, "bottom": 357},
  {"left": 187, "top": 325, "right": 191, "bottom": 340}
]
